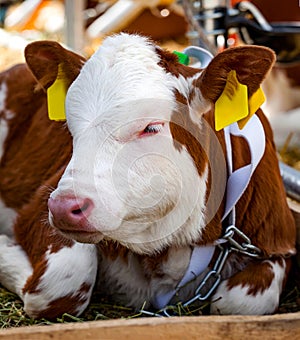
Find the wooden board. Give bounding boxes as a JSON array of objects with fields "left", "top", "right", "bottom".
[{"left": 0, "top": 313, "right": 299, "bottom": 340}]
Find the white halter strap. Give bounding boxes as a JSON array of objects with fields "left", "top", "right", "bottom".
[
  {"left": 151, "top": 114, "right": 266, "bottom": 310},
  {"left": 222, "top": 114, "right": 266, "bottom": 222},
  {"left": 151, "top": 245, "right": 215, "bottom": 310}
]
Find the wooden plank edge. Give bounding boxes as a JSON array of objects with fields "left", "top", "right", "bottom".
[
  {"left": 288, "top": 197, "right": 300, "bottom": 214},
  {"left": 0, "top": 313, "right": 299, "bottom": 340}
]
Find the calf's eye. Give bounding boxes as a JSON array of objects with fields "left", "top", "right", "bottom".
[{"left": 143, "top": 123, "right": 164, "bottom": 135}]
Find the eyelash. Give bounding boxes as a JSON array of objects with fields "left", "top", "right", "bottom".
[{"left": 142, "top": 123, "right": 164, "bottom": 135}]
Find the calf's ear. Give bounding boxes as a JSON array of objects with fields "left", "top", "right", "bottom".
[
  {"left": 196, "top": 45, "right": 276, "bottom": 103},
  {"left": 25, "top": 41, "right": 86, "bottom": 91}
]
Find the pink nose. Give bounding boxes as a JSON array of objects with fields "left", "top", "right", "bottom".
[{"left": 48, "top": 196, "right": 94, "bottom": 231}]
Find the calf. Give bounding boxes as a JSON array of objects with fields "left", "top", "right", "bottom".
[
  {"left": 0, "top": 33, "right": 296, "bottom": 319},
  {"left": 262, "top": 63, "right": 300, "bottom": 147}
]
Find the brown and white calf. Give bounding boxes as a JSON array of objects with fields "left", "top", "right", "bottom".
[
  {"left": 262, "top": 62, "right": 300, "bottom": 147},
  {"left": 0, "top": 34, "right": 296, "bottom": 319}
]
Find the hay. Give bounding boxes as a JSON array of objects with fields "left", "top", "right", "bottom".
[
  {"left": 0, "top": 264, "right": 299, "bottom": 329},
  {"left": 0, "top": 287, "right": 140, "bottom": 329}
]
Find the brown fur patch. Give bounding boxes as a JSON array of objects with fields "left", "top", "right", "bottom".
[
  {"left": 156, "top": 47, "right": 200, "bottom": 79},
  {"left": 233, "top": 110, "right": 296, "bottom": 256},
  {"left": 15, "top": 170, "right": 74, "bottom": 267},
  {"left": 197, "top": 46, "right": 276, "bottom": 103},
  {"left": 226, "top": 258, "right": 286, "bottom": 296},
  {"left": 34, "top": 282, "right": 92, "bottom": 319},
  {"left": 98, "top": 241, "right": 130, "bottom": 263},
  {"left": 276, "top": 63, "right": 300, "bottom": 88},
  {"left": 170, "top": 90, "right": 208, "bottom": 178},
  {"left": 139, "top": 247, "right": 170, "bottom": 280},
  {"left": 25, "top": 41, "right": 86, "bottom": 90},
  {"left": 0, "top": 65, "right": 73, "bottom": 210}
]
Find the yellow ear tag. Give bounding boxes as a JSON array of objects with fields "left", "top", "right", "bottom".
[
  {"left": 237, "top": 87, "right": 265, "bottom": 129},
  {"left": 47, "top": 64, "right": 67, "bottom": 121},
  {"left": 215, "top": 70, "right": 248, "bottom": 131}
]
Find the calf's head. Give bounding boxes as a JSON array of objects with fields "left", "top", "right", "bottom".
[{"left": 25, "top": 34, "right": 275, "bottom": 255}]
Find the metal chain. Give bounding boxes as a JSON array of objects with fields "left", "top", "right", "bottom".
[
  {"left": 181, "top": 243, "right": 230, "bottom": 309},
  {"left": 181, "top": 225, "right": 262, "bottom": 310},
  {"left": 140, "top": 224, "right": 262, "bottom": 317},
  {"left": 223, "top": 225, "right": 262, "bottom": 258}
]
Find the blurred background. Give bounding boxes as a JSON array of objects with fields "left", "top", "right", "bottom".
[{"left": 0, "top": 0, "right": 299, "bottom": 171}]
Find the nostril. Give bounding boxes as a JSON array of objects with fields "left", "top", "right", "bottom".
[
  {"left": 71, "top": 200, "right": 91, "bottom": 215},
  {"left": 69, "top": 198, "right": 94, "bottom": 218},
  {"left": 48, "top": 196, "right": 94, "bottom": 221}
]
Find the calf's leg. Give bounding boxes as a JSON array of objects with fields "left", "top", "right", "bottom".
[
  {"left": 0, "top": 235, "right": 32, "bottom": 297},
  {"left": 22, "top": 241, "right": 98, "bottom": 319},
  {"left": 210, "top": 257, "right": 289, "bottom": 315},
  {"left": 0, "top": 172, "right": 98, "bottom": 319},
  {"left": 0, "top": 234, "right": 97, "bottom": 319}
]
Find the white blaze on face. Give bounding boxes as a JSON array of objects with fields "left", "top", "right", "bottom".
[{"left": 51, "top": 34, "right": 213, "bottom": 254}]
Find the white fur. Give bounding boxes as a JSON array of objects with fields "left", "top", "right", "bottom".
[
  {"left": 0, "top": 119, "right": 8, "bottom": 162},
  {"left": 24, "top": 242, "right": 98, "bottom": 318},
  {"left": 173, "top": 71, "right": 212, "bottom": 120},
  {"left": 0, "top": 235, "right": 32, "bottom": 297},
  {"left": 0, "top": 198, "right": 17, "bottom": 237},
  {"left": 50, "top": 34, "right": 214, "bottom": 255},
  {"left": 0, "top": 81, "right": 16, "bottom": 161},
  {"left": 98, "top": 245, "right": 192, "bottom": 308},
  {"left": 210, "top": 260, "right": 286, "bottom": 315},
  {"left": 0, "top": 81, "right": 8, "bottom": 161}
]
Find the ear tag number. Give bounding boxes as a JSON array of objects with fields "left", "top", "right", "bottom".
[
  {"left": 47, "top": 64, "right": 67, "bottom": 121},
  {"left": 215, "top": 70, "right": 248, "bottom": 131}
]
